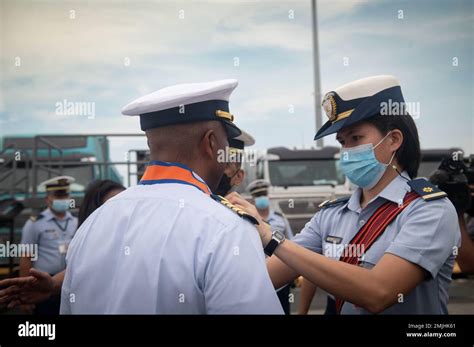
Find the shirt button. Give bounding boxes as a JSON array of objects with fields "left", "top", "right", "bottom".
[{"left": 359, "top": 219, "right": 365, "bottom": 226}]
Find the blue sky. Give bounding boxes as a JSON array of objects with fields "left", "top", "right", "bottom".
[{"left": 1, "top": 0, "right": 473, "bottom": 161}]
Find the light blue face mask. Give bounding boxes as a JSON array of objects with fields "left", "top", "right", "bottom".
[
  {"left": 339, "top": 132, "right": 396, "bottom": 190},
  {"left": 52, "top": 199, "right": 70, "bottom": 212},
  {"left": 255, "top": 196, "right": 270, "bottom": 210}
]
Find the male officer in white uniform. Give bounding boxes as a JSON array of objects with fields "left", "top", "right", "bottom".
[
  {"left": 20, "top": 176, "right": 77, "bottom": 314},
  {"left": 60, "top": 79, "right": 283, "bottom": 314}
]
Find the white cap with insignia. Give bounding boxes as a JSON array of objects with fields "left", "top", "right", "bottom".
[
  {"left": 247, "top": 179, "right": 270, "bottom": 196},
  {"left": 121, "top": 79, "right": 242, "bottom": 138},
  {"left": 38, "top": 175, "right": 75, "bottom": 193},
  {"left": 315, "top": 75, "right": 405, "bottom": 140}
]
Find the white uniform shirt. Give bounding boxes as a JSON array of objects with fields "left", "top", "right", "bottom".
[{"left": 61, "top": 161, "right": 282, "bottom": 314}]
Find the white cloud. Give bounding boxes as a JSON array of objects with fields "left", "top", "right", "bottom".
[
  {"left": 317, "top": 0, "right": 374, "bottom": 19},
  {"left": 1, "top": 0, "right": 472, "bottom": 156},
  {"left": 1, "top": 0, "right": 312, "bottom": 79}
]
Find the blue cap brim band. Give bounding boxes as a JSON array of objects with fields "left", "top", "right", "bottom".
[
  {"left": 314, "top": 86, "right": 405, "bottom": 140},
  {"left": 228, "top": 138, "right": 245, "bottom": 150},
  {"left": 139, "top": 99, "right": 241, "bottom": 138}
]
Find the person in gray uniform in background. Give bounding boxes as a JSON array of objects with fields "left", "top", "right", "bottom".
[
  {"left": 19, "top": 176, "right": 78, "bottom": 314},
  {"left": 247, "top": 179, "right": 294, "bottom": 314}
]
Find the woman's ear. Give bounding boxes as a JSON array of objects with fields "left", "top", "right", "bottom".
[
  {"left": 233, "top": 169, "right": 245, "bottom": 186},
  {"left": 390, "top": 129, "right": 404, "bottom": 152}
]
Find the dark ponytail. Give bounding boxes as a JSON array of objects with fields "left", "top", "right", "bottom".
[{"left": 78, "top": 180, "right": 125, "bottom": 227}]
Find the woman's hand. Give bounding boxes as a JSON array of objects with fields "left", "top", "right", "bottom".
[{"left": 224, "top": 191, "right": 272, "bottom": 247}]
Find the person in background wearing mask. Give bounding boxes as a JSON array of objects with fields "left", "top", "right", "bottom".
[
  {"left": 228, "top": 75, "right": 460, "bottom": 315},
  {"left": 0, "top": 179, "right": 125, "bottom": 313},
  {"left": 18, "top": 176, "right": 78, "bottom": 314},
  {"left": 247, "top": 179, "right": 294, "bottom": 314},
  {"left": 214, "top": 130, "right": 254, "bottom": 197}
]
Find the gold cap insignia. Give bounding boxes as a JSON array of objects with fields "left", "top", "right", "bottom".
[
  {"left": 215, "top": 110, "right": 234, "bottom": 122},
  {"left": 322, "top": 92, "right": 337, "bottom": 121}
]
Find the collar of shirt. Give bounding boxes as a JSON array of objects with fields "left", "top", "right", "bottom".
[
  {"left": 346, "top": 170, "right": 411, "bottom": 213},
  {"left": 139, "top": 160, "right": 212, "bottom": 195},
  {"left": 43, "top": 208, "right": 73, "bottom": 221}
]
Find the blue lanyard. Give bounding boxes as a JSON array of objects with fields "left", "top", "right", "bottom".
[{"left": 53, "top": 219, "right": 69, "bottom": 233}]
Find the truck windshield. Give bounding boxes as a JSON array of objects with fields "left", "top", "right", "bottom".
[
  {"left": 417, "top": 161, "right": 442, "bottom": 179},
  {"left": 268, "top": 159, "right": 344, "bottom": 187}
]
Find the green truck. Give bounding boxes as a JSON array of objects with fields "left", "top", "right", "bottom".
[{"left": 0, "top": 134, "right": 133, "bottom": 276}]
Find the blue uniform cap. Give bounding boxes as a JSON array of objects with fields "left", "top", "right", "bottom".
[
  {"left": 315, "top": 75, "right": 406, "bottom": 140},
  {"left": 121, "top": 79, "right": 242, "bottom": 138},
  {"left": 228, "top": 129, "right": 255, "bottom": 150}
]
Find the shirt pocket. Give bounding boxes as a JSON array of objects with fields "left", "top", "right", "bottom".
[{"left": 40, "top": 229, "right": 59, "bottom": 241}]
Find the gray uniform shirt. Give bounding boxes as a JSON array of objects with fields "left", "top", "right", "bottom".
[
  {"left": 293, "top": 172, "right": 461, "bottom": 314},
  {"left": 267, "top": 210, "right": 294, "bottom": 240},
  {"left": 20, "top": 208, "right": 77, "bottom": 275}
]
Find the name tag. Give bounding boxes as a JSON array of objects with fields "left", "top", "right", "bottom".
[
  {"left": 325, "top": 235, "right": 342, "bottom": 244},
  {"left": 43, "top": 229, "right": 59, "bottom": 239}
]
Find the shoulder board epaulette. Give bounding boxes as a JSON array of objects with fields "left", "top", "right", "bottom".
[
  {"left": 407, "top": 178, "right": 447, "bottom": 201},
  {"left": 318, "top": 196, "right": 350, "bottom": 209},
  {"left": 211, "top": 194, "right": 259, "bottom": 225},
  {"left": 29, "top": 213, "right": 44, "bottom": 222}
]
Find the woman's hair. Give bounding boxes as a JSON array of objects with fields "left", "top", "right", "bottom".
[
  {"left": 365, "top": 113, "right": 421, "bottom": 179},
  {"left": 78, "top": 180, "right": 125, "bottom": 227}
]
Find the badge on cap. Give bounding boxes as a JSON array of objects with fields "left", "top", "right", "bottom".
[{"left": 322, "top": 92, "right": 337, "bottom": 122}]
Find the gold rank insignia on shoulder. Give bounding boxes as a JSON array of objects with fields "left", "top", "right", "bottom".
[
  {"left": 319, "top": 196, "right": 350, "bottom": 209},
  {"left": 407, "top": 178, "right": 447, "bottom": 201},
  {"left": 211, "top": 194, "right": 259, "bottom": 225},
  {"left": 29, "top": 214, "right": 44, "bottom": 222}
]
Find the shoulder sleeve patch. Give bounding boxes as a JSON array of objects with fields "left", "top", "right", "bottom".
[
  {"left": 318, "top": 196, "right": 350, "bottom": 209},
  {"left": 407, "top": 178, "right": 447, "bottom": 201},
  {"left": 211, "top": 194, "right": 259, "bottom": 225}
]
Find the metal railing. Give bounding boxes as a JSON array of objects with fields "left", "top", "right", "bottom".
[
  {"left": 0, "top": 134, "right": 149, "bottom": 199},
  {"left": 0, "top": 144, "right": 31, "bottom": 197}
]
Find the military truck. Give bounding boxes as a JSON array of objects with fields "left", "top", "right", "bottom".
[
  {"left": 241, "top": 146, "right": 352, "bottom": 234},
  {"left": 0, "top": 134, "right": 142, "bottom": 276}
]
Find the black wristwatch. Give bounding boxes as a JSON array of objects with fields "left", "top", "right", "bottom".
[{"left": 264, "top": 230, "right": 286, "bottom": 257}]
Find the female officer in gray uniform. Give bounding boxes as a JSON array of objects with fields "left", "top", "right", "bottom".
[{"left": 228, "top": 75, "right": 461, "bottom": 314}]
